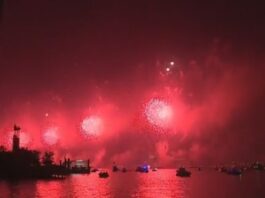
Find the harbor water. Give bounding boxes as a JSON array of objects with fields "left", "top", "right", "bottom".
[{"left": 0, "top": 169, "right": 265, "bottom": 198}]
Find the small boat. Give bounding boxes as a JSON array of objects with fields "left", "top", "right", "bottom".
[
  {"left": 219, "top": 167, "right": 227, "bottom": 173},
  {"left": 252, "top": 162, "right": 265, "bottom": 171},
  {"left": 99, "top": 171, "right": 109, "bottom": 178},
  {"left": 136, "top": 166, "right": 149, "bottom": 173},
  {"left": 152, "top": 168, "right": 158, "bottom": 171},
  {"left": 176, "top": 167, "right": 191, "bottom": 177},
  {"left": 112, "top": 165, "right": 119, "bottom": 172},
  {"left": 91, "top": 168, "right": 99, "bottom": 172},
  {"left": 226, "top": 167, "right": 242, "bottom": 176}
]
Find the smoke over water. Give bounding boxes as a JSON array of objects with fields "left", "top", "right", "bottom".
[
  {"left": 1, "top": 44, "right": 264, "bottom": 167},
  {"left": 0, "top": 2, "right": 264, "bottom": 167}
]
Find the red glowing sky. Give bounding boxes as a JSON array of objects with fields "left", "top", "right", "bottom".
[{"left": 0, "top": 1, "right": 265, "bottom": 167}]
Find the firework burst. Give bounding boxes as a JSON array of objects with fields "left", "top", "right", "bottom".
[
  {"left": 144, "top": 98, "right": 173, "bottom": 129},
  {"left": 81, "top": 115, "right": 103, "bottom": 138},
  {"left": 43, "top": 127, "right": 59, "bottom": 146}
]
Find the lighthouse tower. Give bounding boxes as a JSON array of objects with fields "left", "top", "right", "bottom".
[{"left": 12, "top": 124, "right": 20, "bottom": 152}]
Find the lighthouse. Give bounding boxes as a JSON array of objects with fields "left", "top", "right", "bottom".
[{"left": 12, "top": 124, "right": 21, "bottom": 152}]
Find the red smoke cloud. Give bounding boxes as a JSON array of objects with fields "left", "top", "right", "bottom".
[{"left": 0, "top": 41, "right": 264, "bottom": 167}]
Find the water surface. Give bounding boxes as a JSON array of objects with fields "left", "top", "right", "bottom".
[{"left": 0, "top": 169, "right": 264, "bottom": 198}]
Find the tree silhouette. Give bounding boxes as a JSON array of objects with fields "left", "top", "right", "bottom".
[
  {"left": 42, "top": 151, "right": 54, "bottom": 166},
  {"left": 0, "top": 145, "right": 6, "bottom": 152}
]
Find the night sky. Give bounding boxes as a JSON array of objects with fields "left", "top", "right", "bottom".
[{"left": 0, "top": 0, "right": 265, "bottom": 167}]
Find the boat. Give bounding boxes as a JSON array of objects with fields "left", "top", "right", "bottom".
[
  {"left": 99, "top": 171, "right": 109, "bottom": 178},
  {"left": 226, "top": 167, "right": 242, "bottom": 176},
  {"left": 252, "top": 162, "right": 265, "bottom": 171},
  {"left": 136, "top": 165, "right": 149, "bottom": 173},
  {"left": 219, "top": 167, "right": 227, "bottom": 173},
  {"left": 91, "top": 168, "right": 99, "bottom": 172},
  {"left": 176, "top": 167, "right": 191, "bottom": 177},
  {"left": 112, "top": 165, "right": 119, "bottom": 172}
]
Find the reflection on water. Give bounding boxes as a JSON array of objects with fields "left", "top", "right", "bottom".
[
  {"left": 132, "top": 170, "right": 187, "bottom": 198},
  {"left": 0, "top": 169, "right": 265, "bottom": 198}
]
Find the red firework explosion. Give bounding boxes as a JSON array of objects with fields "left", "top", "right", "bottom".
[
  {"left": 42, "top": 127, "right": 59, "bottom": 146},
  {"left": 81, "top": 115, "right": 103, "bottom": 137},
  {"left": 144, "top": 98, "right": 173, "bottom": 129}
]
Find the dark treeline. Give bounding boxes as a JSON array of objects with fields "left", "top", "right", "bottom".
[
  {"left": 0, "top": 146, "right": 71, "bottom": 179},
  {"left": 0, "top": 125, "right": 91, "bottom": 180}
]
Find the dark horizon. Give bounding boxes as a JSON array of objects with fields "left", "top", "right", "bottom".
[{"left": 0, "top": 0, "right": 265, "bottom": 167}]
